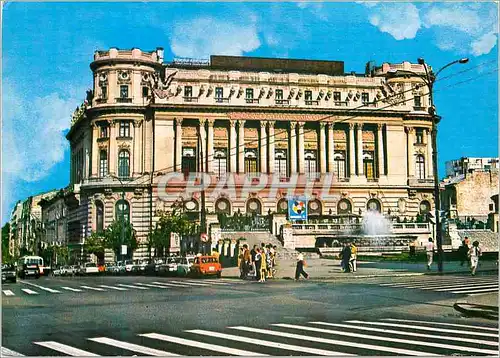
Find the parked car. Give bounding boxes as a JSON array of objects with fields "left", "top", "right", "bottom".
[
  {"left": 105, "top": 262, "right": 117, "bottom": 275},
  {"left": 177, "top": 256, "right": 195, "bottom": 277},
  {"left": 68, "top": 265, "right": 79, "bottom": 276},
  {"left": 160, "top": 257, "right": 181, "bottom": 276},
  {"left": 115, "top": 261, "right": 126, "bottom": 275},
  {"left": 52, "top": 267, "right": 63, "bottom": 276},
  {"left": 190, "top": 255, "right": 222, "bottom": 278},
  {"left": 2, "top": 264, "right": 17, "bottom": 283},
  {"left": 79, "top": 262, "right": 99, "bottom": 275},
  {"left": 124, "top": 260, "right": 135, "bottom": 274}
]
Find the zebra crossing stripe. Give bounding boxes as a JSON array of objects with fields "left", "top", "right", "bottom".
[
  {"left": 134, "top": 283, "right": 170, "bottom": 289},
  {"left": 274, "top": 323, "right": 498, "bottom": 355},
  {"left": 98, "top": 285, "right": 128, "bottom": 291},
  {"left": 117, "top": 284, "right": 149, "bottom": 290},
  {"left": 187, "top": 329, "right": 353, "bottom": 356},
  {"left": 139, "top": 333, "right": 266, "bottom": 356},
  {"left": 379, "top": 318, "right": 499, "bottom": 332},
  {"left": 80, "top": 286, "right": 105, "bottom": 291},
  {"left": 183, "top": 280, "right": 230, "bottom": 285},
  {"left": 21, "top": 289, "right": 38, "bottom": 295},
  {"left": 378, "top": 277, "right": 497, "bottom": 285},
  {"left": 434, "top": 284, "right": 499, "bottom": 292},
  {"left": 1, "top": 347, "right": 24, "bottom": 356},
  {"left": 313, "top": 321, "right": 499, "bottom": 347},
  {"left": 89, "top": 337, "right": 179, "bottom": 356},
  {"left": 379, "top": 278, "right": 497, "bottom": 288},
  {"left": 61, "top": 287, "right": 82, "bottom": 292},
  {"left": 20, "top": 282, "right": 60, "bottom": 293},
  {"left": 151, "top": 281, "right": 192, "bottom": 287},
  {"left": 3, "top": 290, "right": 15, "bottom": 296},
  {"left": 347, "top": 320, "right": 498, "bottom": 338},
  {"left": 450, "top": 287, "right": 499, "bottom": 294},
  {"left": 34, "top": 341, "right": 99, "bottom": 356},
  {"left": 169, "top": 281, "right": 209, "bottom": 287},
  {"left": 418, "top": 281, "right": 498, "bottom": 290},
  {"left": 230, "top": 326, "right": 437, "bottom": 356}
]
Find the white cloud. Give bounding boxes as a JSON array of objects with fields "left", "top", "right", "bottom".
[
  {"left": 2, "top": 80, "right": 83, "bottom": 182},
  {"left": 170, "top": 17, "right": 261, "bottom": 58},
  {"left": 471, "top": 32, "right": 498, "bottom": 56},
  {"left": 368, "top": 3, "right": 421, "bottom": 40}
]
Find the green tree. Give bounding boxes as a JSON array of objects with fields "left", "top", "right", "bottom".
[
  {"left": 2, "top": 223, "right": 11, "bottom": 263},
  {"left": 84, "top": 231, "right": 107, "bottom": 263},
  {"left": 104, "top": 219, "right": 137, "bottom": 260},
  {"left": 148, "top": 210, "right": 193, "bottom": 257}
]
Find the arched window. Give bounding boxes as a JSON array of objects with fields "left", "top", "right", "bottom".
[
  {"left": 183, "top": 199, "right": 199, "bottom": 212},
  {"left": 95, "top": 201, "right": 104, "bottom": 232},
  {"left": 275, "top": 149, "right": 288, "bottom": 179},
  {"left": 416, "top": 154, "right": 425, "bottom": 180},
  {"left": 308, "top": 199, "right": 322, "bottom": 216},
  {"left": 246, "top": 199, "right": 262, "bottom": 215},
  {"left": 305, "top": 150, "right": 318, "bottom": 180},
  {"left": 214, "top": 148, "right": 227, "bottom": 178},
  {"left": 366, "top": 199, "right": 381, "bottom": 213},
  {"left": 115, "top": 200, "right": 130, "bottom": 222},
  {"left": 419, "top": 200, "right": 431, "bottom": 215},
  {"left": 276, "top": 199, "right": 288, "bottom": 214},
  {"left": 363, "top": 151, "right": 375, "bottom": 179},
  {"left": 99, "top": 150, "right": 108, "bottom": 178},
  {"left": 215, "top": 198, "right": 231, "bottom": 215},
  {"left": 337, "top": 199, "right": 352, "bottom": 215},
  {"left": 245, "top": 149, "right": 258, "bottom": 175},
  {"left": 334, "top": 151, "right": 346, "bottom": 180},
  {"left": 118, "top": 150, "right": 130, "bottom": 178}
]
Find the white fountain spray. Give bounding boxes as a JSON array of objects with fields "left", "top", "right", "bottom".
[{"left": 362, "top": 210, "right": 391, "bottom": 236}]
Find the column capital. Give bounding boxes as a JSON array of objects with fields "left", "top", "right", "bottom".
[
  {"left": 133, "top": 119, "right": 142, "bottom": 128},
  {"left": 267, "top": 120, "right": 276, "bottom": 128},
  {"left": 377, "top": 123, "right": 384, "bottom": 130},
  {"left": 297, "top": 121, "right": 305, "bottom": 128},
  {"left": 327, "top": 122, "right": 335, "bottom": 129},
  {"left": 319, "top": 122, "right": 326, "bottom": 129},
  {"left": 260, "top": 121, "right": 267, "bottom": 128},
  {"left": 207, "top": 118, "right": 215, "bottom": 126},
  {"left": 175, "top": 117, "right": 183, "bottom": 126},
  {"left": 238, "top": 119, "right": 246, "bottom": 127},
  {"left": 229, "top": 120, "right": 237, "bottom": 128},
  {"left": 356, "top": 122, "right": 363, "bottom": 130},
  {"left": 405, "top": 126, "right": 415, "bottom": 133},
  {"left": 199, "top": 118, "right": 206, "bottom": 126},
  {"left": 290, "top": 121, "right": 297, "bottom": 129},
  {"left": 348, "top": 122, "right": 355, "bottom": 130}
]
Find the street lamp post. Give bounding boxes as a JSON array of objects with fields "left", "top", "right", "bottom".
[
  {"left": 109, "top": 175, "right": 126, "bottom": 263},
  {"left": 197, "top": 129, "right": 207, "bottom": 255},
  {"left": 392, "top": 57, "right": 469, "bottom": 272}
]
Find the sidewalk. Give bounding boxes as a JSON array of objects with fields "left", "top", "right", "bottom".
[{"left": 222, "top": 258, "right": 498, "bottom": 281}]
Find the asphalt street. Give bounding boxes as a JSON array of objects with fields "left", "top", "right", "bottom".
[{"left": 2, "top": 273, "right": 498, "bottom": 356}]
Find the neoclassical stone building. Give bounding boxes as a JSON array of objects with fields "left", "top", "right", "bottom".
[{"left": 66, "top": 47, "right": 436, "bottom": 259}]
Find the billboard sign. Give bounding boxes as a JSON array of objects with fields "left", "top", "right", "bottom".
[{"left": 288, "top": 196, "right": 308, "bottom": 221}]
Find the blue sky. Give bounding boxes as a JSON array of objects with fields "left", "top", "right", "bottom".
[{"left": 2, "top": 1, "right": 498, "bottom": 224}]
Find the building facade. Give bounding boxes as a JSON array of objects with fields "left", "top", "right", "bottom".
[
  {"left": 66, "top": 47, "right": 437, "bottom": 259},
  {"left": 445, "top": 157, "right": 499, "bottom": 177}
]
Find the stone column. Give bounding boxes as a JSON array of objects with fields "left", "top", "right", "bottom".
[
  {"left": 356, "top": 123, "right": 363, "bottom": 176},
  {"left": 349, "top": 123, "right": 356, "bottom": 177},
  {"left": 230, "top": 120, "right": 237, "bottom": 172},
  {"left": 175, "top": 118, "right": 183, "bottom": 172},
  {"left": 133, "top": 120, "right": 142, "bottom": 176},
  {"left": 290, "top": 122, "right": 297, "bottom": 173},
  {"left": 298, "top": 122, "right": 305, "bottom": 173},
  {"left": 109, "top": 120, "right": 117, "bottom": 175},
  {"left": 319, "top": 122, "right": 327, "bottom": 174},
  {"left": 426, "top": 128, "right": 433, "bottom": 178},
  {"left": 91, "top": 123, "right": 99, "bottom": 177},
  {"left": 238, "top": 120, "right": 245, "bottom": 173},
  {"left": 207, "top": 119, "right": 215, "bottom": 173},
  {"left": 260, "top": 121, "right": 267, "bottom": 173},
  {"left": 327, "top": 123, "right": 335, "bottom": 172},
  {"left": 268, "top": 121, "right": 275, "bottom": 174},
  {"left": 199, "top": 119, "right": 206, "bottom": 171},
  {"left": 377, "top": 124, "right": 385, "bottom": 177},
  {"left": 407, "top": 127, "right": 415, "bottom": 177}
]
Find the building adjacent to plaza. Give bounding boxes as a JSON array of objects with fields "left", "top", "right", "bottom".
[
  {"left": 445, "top": 157, "right": 499, "bottom": 177},
  {"left": 63, "top": 47, "right": 438, "bottom": 259}
]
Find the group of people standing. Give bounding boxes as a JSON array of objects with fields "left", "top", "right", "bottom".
[
  {"left": 339, "top": 242, "right": 357, "bottom": 273},
  {"left": 239, "top": 243, "right": 277, "bottom": 282}
]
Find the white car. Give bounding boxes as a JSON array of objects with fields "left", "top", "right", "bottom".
[
  {"left": 80, "top": 262, "right": 99, "bottom": 275},
  {"left": 124, "top": 260, "right": 134, "bottom": 273},
  {"left": 177, "top": 256, "right": 195, "bottom": 276},
  {"left": 52, "top": 267, "right": 63, "bottom": 276}
]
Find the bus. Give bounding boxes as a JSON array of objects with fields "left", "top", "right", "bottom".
[{"left": 17, "top": 256, "right": 44, "bottom": 279}]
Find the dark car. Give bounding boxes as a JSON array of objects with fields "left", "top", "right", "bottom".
[{"left": 2, "top": 264, "right": 17, "bottom": 283}]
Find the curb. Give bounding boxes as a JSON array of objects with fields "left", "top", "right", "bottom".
[
  {"left": 424, "top": 269, "right": 499, "bottom": 276},
  {"left": 453, "top": 302, "right": 499, "bottom": 320}
]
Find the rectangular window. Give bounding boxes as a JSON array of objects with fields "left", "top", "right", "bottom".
[
  {"left": 304, "top": 90, "right": 312, "bottom": 101},
  {"left": 101, "top": 86, "right": 108, "bottom": 99},
  {"left": 305, "top": 150, "right": 318, "bottom": 180},
  {"left": 120, "top": 85, "right": 129, "bottom": 99},
  {"left": 100, "top": 125, "right": 108, "bottom": 139},
  {"left": 214, "top": 148, "right": 227, "bottom": 178},
  {"left": 181, "top": 148, "right": 197, "bottom": 176},
  {"left": 275, "top": 149, "right": 288, "bottom": 179},
  {"left": 416, "top": 129, "right": 424, "bottom": 144},
  {"left": 245, "top": 88, "right": 254, "bottom": 99},
  {"left": 99, "top": 152, "right": 108, "bottom": 178},
  {"left": 119, "top": 121, "right": 130, "bottom": 137},
  {"left": 275, "top": 89, "right": 283, "bottom": 100},
  {"left": 333, "top": 92, "right": 341, "bottom": 101},
  {"left": 333, "top": 151, "right": 346, "bottom": 180},
  {"left": 414, "top": 96, "right": 421, "bottom": 108},
  {"left": 244, "top": 149, "right": 258, "bottom": 175},
  {"left": 184, "top": 86, "right": 193, "bottom": 98},
  {"left": 215, "top": 87, "right": 223, "bottom": 98},
  {"left": 361, "top": 92, "right": 369, "bottom": 104},
  {"left": 142, "top": 86, "right": 149, "bottom": 98}
]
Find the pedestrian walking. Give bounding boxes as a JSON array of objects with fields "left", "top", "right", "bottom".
[
  {"left": 254, "top": 246, "right": 261, "bottom": 281},
  {"left": 468, "top": 241, "right": 482, "bottom": 276},
  {"left": 250, "top": 245, "right": 258, "bottom": 279},
  {"left": 242, "top": 244, "right": 251, "bottom": 279},
  {"left": 459, "top": 240, "right": 469, "bottom": 266},
  {"left": 295, "top": 253, "right": 309, "bottom": 280},
  {"left": 266, "top": 245, "right": 273, "bottom": 279},
  {"left": 426, "top": 237, "right": 435, "bottom": 270},
  {"left": 259, "top": 248, "right": 267, "bottom": 283},
  {"left": 349, "top": 242, "right": 358, "bottom": 273},
  {"left": 341, "top": 243, "right": 351, "bottom": 273}
]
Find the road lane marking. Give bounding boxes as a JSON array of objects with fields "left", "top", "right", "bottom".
[
  {"left": 187, "top": 329, "right": 352, "bottom": 356},
  {"left": 151, "top": 281, "right": 192, "bottom": 288},
  {"left": 315, "top": 321, "right": 499, "bottom": 347},
  {"left": 1, "top": 347, "right": 24, "bottom": 356},
  {"left": 19, "top": 281, "right": 60, "bottom": 293},
  {"left": 168, "top": 281, "right": 209, "bottom": 287},
  {"left": 80, "top": 286, "right": 106, "bottom": 291},
  {"left": 98, "top": 285, "right": 128, "bottom": 291},
  {"left": 379, "top": 278, "right": 497, "bottom": 288},
  {"left": 181, "top": 280, "right": 230, "bottom": 286},
  {"left": 230, "top": 326, "right": 437, "bottom": 356},
  {"left": 61, "top": 287, "right": 83, "bottom": 292},
  {"left": 34, "top": 341, "right": 99, "bottom": 356},
  {"left": 451, "top": 287, "right": 500, "bottom": 294},
  {"left": 378, "top": 277, "right": 497, "bottom": 286},
  {"left": 347, "top": 320, "right": 498, "bottom": 338},
  {"left": 117, "top": 284, "right": 148, "bottom": 290},
  {"left": 3, "top": 290, "right": 15, "bottom": 296},
  {"left": 380, "top": 318, "right": 499, "bottom": 331},
  {"left": 274, "top": 323, "right": 497, "bottom": 355},
  {"left": 134, "top": 283, "right": 170, "bottom": 289},
  {"left": 420, "top": 281, "right": 499, "bottom": 290},
  {"left": 140, "top": 333, "right": 266, "bottom": 356},
  {"left": 21, "top": 289, "right": 38, "bottom": 295},
  {"left": 434, "top": 284, "right": 499, "bottom": 292},
  {"left": 89, "top": 337, "right": 179, "bottom": 356}
]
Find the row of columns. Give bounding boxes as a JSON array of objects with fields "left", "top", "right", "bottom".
[{"left": 174, "top": 119, "right": 388, "bottom": 177}]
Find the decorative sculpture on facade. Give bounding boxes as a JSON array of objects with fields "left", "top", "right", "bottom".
[{"left": 150, "top": 70, "right": 178, "bottom": 99}]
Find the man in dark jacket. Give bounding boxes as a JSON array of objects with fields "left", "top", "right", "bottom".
[{"left": 341, "top": 243, "right": 352, "bottom": 273}]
